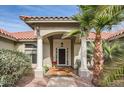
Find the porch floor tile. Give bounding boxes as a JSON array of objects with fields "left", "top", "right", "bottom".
[{"left": 45, "top": 67, "right": 76, "bottom": 76}]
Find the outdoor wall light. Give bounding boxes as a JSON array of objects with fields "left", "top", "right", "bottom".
[{"left": 61, "top": 42, "right": 63, "bottom": 47}]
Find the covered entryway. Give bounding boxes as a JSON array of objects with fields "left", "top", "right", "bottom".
[
  {"left": 53, "top": 39, "right": 72, "bottom": 67},
  {"left": 43, "top": 32, "right": 73, "bottom": 68},
  {"left": 20, "top": 16, "right": 90, "bottom": 78},
  {"left": 42, "top": 32, "right": 77, "bottom": 76},
  {"left": 36, "top": 31, "right": 89, "bottom": 77}
]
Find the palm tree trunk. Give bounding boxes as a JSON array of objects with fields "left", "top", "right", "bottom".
[{"left": 92, "top": 32, "right": 104, "bottom": 86}]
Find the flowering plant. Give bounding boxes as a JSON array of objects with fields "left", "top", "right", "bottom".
[{"left": 52, "top": 61, "right": 57, "bottom": 67}]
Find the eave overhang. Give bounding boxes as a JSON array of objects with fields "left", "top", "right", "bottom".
[{"left": 20, "top": 16, "right": 79, "bottom": 29}]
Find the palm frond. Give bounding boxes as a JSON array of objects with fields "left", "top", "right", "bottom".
[
  {"left": 62, "top": 29, "right": 81, "bottom": 39},
  {"left": 93, "top": 6, "right": 124, "bottom": 31},
  {"left": 69, "top": 6, "right": 99, "bottom": 38}
]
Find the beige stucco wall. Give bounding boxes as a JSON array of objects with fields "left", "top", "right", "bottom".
[
  {"left": 37, "top": 23, "right": 79, "bottom": 37},
  {"left": 14, "top": 39, "right": 52, "bottom": 67},
  {"left": 14, "top": 38, "right": 82, "bottom": 68},
  {"left": 15, "top": 42, "right": 25, "bottom": 52},
  {"left": 36, "top": 22, "right": 79, "bottom": 67},
  {"left": 42, "top": 38, "right": 72, "bottom": 67},
  {"left": 43, "top": 42, "right": 52, "bottom": 67},
  {"left": 0, "top": 34, "right": 81, "bottom": 68},
  {"left": 41, "top": 38, "right": 81, "bottom": 67},
  {"left": 0, "top": 37, "right": 15, "bottom": 50},
  {"left": 15, "top": 41, "right": 37, "bottom": 53},
  {"left": 42, "top": 38, "right": 52, "bottom": 67}
]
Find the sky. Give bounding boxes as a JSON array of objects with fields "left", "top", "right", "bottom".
[
  {"left": 0, "top": 5, "right": 79, "bottom": 32},
  {"left": 0, "top": 5, "right": 124, "bottom": 32}
]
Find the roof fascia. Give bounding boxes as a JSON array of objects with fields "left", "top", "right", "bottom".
[
  {"left": 0, "top": 34, "right": 17, "bottom": 41},
  {"left": 18, "top": 39, "right": 37, "bottom": 42},
  {"left": 108, "top": 33, "right": 124, "bottom": 41},
  {"left": 24, "top": 20, "right": 79, "bottom": 23}
]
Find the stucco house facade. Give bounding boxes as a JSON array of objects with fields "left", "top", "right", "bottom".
[{"left": 0, "top": 16, "right": 123, "bottom": 78}]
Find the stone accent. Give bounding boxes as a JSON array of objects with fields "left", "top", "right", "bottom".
[
  {"left": 78, "top": 70, "right": 93, "bottom": 81},
  {"left": 34, "top": 69, "right": 43, "bottom": 78}
]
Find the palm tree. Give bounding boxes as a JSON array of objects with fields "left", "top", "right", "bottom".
[
  {"left": 91, "top": 6, "right": 124, "bottom": 85},
  {"left": 63, "top": 6, "right": 97, "bottom": 38},
  {"left": 63, "top": 5, "right": 124, "bottom": 85},
  {"left": 103, "top": 41, "right": 120, "bottom": 63},
  {"left": 87, "top": 40, "right": 121, "bottom": 65},
  {"left": 87, "top": 41, "right": 94, "bottom": 68}
]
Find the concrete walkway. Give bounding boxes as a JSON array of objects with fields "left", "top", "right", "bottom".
[
  {"left": 16, "top": 75, "right": 93, "bottom": 87},
  {"left": 47, "top": 76, "right": 93, "bottom": 87},
  {"left": 16, "top": 68, "right": 94, "bottom": 87},
  {"left": 47, "top": 77, "right": 77, "bottom": 87},
  {"left": 45, "top": 67, "right": 93, "bottom": 87}
]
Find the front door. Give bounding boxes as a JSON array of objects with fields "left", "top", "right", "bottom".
[{"left": 58, "top": 48, "right": 66, "bottom": 65}]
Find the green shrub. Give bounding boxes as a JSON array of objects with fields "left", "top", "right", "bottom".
[
  {"left": 43, "top": 65, "right": 49, "bottom": 73},
  {"left": 98, "top": 61, "right": 124, "bottom": 86},
  {"left": 0, "top": 49, "right": 32, "bottom": 86},
  {"left": 90, "top": 41, "right": 124, "bottom": 86}
]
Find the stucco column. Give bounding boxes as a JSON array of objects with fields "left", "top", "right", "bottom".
[
  {"left": 80, "top": 37, "right": 88, "bottom": 70},
  {"left": 35, "top": 36, "right": 43, "bottom": 78},
  {"left": 79, "top": 37, "right": 92, "bottom": 79},
  {"left": 36, "top": 36, "right": 43, "bottom": 69}
]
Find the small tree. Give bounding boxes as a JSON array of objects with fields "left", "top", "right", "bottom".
[{"left": 64, "top": 5, "right": 124, "bottom": 85}]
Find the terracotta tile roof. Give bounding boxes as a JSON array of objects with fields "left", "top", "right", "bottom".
[
  {"left": 20, "top": 16, "right": 74, "bottom": 21},
  {"left": 107, "top": 29, "right": 124, "bottom": 40},
  {"left": 0, "top": 29, "right": 16, "bottom": 40},
  {"left": 87, "top": 32, "right": 116, "bottom": 40},
  {"left": 20, "top": 16, "right": 31, "bottom": 19},
  {"left": 11, "top": 31, "right": 36, "bottom": 40},
  {"left": 0, "top": 28, "right": 124, "bottom": 41},
  {"left": 9, "top": 31, "right": 116, "bottom": 40},
  {"left": 0, "top": 29, "right": 36, "bottom": 41}
]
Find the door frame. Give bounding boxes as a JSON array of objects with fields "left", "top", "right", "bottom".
[{"left": 57, "top": 47, "right": 67, "bottom": 66}]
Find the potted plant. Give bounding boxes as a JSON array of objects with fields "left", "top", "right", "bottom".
[{"left": 52, "top": 61, "right": 57, "bottom": 68}]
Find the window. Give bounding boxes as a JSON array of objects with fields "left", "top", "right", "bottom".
[
  {"left": 25, "top": 50, "right": 37, "bottom": 64},
  {"left": 25, "top": 43, "right": 37, "bottom": 64},
  {"left": 30, "top": 54, "right": 37, "bottom": 64},
  {"left": 25, "top": 44, "right": 37, "bottom": 48}
]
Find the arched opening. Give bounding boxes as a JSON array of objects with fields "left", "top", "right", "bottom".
[
  {"left": 40, "top": 31, "right": 82, "bottom": 76},
  {"left": 42, "top": 31, "right": 72, "bottom": 67}
]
